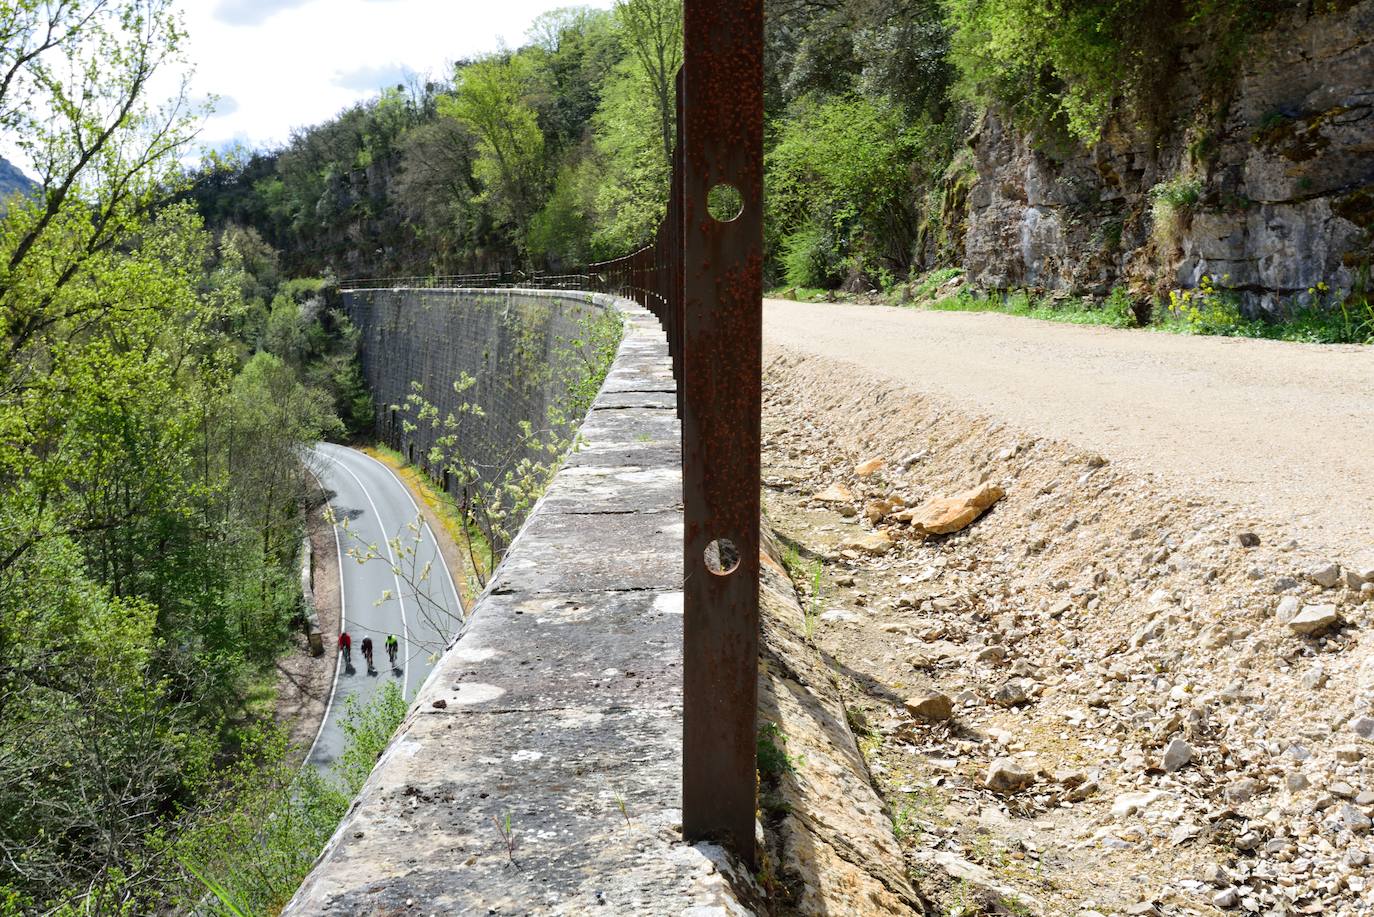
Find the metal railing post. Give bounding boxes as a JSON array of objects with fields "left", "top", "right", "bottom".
[{"left": 680, "top": 0, "right": 763, "bottom": 866}]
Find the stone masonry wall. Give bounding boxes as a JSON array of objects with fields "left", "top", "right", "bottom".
[
  {"left": 960, "top": 0, "right": 1374, "bottom": 314},
  {"left": 342, "top": 287, "right": 601, "bottom": 547}
]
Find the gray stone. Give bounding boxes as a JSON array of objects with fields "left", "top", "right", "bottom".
[
  {"left": 1287, "top": 604, "right": 1340, "bottom": 636},
  {"left": 992, "top": 679, "right": 1031, "bottom": 707},
  {"left": 1236, "top": 532, "right": 1261, "bottom": 548},
  {"left": 1351, "top": 716, "right": 1374, "bottom": 738},
  {"left": 976, "top": 643, "right": 1009, "bottom": 662},
  {"left": 1213, "top": 888, "right": 1239, "bottom": 909},
  {"left": 1197, "top": 863, "right": 1229, "bottom": 888},
  {"left": 1225, "top": 777, "right": 1260, "bottom": 804},
  {"left": 1160, "top": 737, "right": 1194, "bottom": 773},
  {"left": 1112, "top": 790, "right": 1164, "bottom": 818},
  {"left": 1275, "top": 595, "right": 1301, "bottom": 623},
  {"left": 1334, "top": 745, "right": 1364, "bottom": 763},
  {"left": 1300, "top": 664, "right": 1328, "bottom": 690},
  {"left": 1286, "top": 772, "right": 1310, "bottom": 792},
  {"left": 1340, "top": 804, "right": 1372, "bottom": 832},
  {"left": 985, "top": 758, "right": 1034, "bottom": 794},
  {"left": 1309, "top": 563, "right": 1342, "bottom": 589}
]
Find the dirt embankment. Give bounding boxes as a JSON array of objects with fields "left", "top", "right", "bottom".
[{"left": 761, "top": 345, "right": 1373, "bottom": 916}]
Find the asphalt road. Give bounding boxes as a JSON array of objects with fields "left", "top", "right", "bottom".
[
  {"left": 305, "top": 443, "right": 463, "bottom": 771},
  {"left": 764, "top": 299, "right": 1374, "bottom": 559}
]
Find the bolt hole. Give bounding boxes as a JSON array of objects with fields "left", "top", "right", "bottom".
[
  {"left": 705, "top": 537, "right": 740, "bottom": 576},
  {"left": 707, "top": 183, "right": 744, "bottom": 223}
]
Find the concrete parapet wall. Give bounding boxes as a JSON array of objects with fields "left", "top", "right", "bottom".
[{"left": 284, "top": 297, "right": 751, "bottom": 915}]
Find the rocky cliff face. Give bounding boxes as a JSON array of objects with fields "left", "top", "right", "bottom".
[{"left": 961, "top": 0, "right": 1374, "bottom": 315}]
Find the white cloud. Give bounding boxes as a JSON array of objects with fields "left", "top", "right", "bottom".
[
  {"left": 172, "top": 0, "right": 616, "bottom": 153},
  {"left": 211, "top": 0, "right": 314, "bottom": 27},
  {"left": 332, "top": 63, "right": 414, "bottom": 92}
]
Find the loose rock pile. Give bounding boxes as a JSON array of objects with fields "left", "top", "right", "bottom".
[{"left": 761, "top": 348, "right": 1374, "bottom": 916}]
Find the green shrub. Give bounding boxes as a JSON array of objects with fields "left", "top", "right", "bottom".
[
  {"left": 767, "top": 95, "right": 954, "bottom": 287},
  {"left": 945, "top": 0, "right": 1284, "bottom": 144},
  {"left": 1150, "top": 175, "right": 1204, "bottom": 251},
  {"left": 176, "top": 684, "right": 409, "bottom": 916},
  {"left": 1165, "top": 274, "right": 1244, "bottom": 334},
  {"left": 781, "top": 222, "right": 844, "bottom": 289},
  {"left": 1103, "top": 286, "right": 1138, "bottom": 328}
]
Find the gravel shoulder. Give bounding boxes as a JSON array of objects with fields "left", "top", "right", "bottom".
[
  {"left": 763, "top": 299, "right": 1374, "bottom": 561},
  {"left": 760, "top": 346, "right": 1374, "bottom": 916}
]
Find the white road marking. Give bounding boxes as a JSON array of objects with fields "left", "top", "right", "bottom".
[
  {"left": 317, "top": 444, "right": 412, "bottom": 698},
  {"left": 304, "top": 461, "right": 348, "bottom": 767},
  {"left": 352, "top": 448, "right": 466, "bottom": 643}
]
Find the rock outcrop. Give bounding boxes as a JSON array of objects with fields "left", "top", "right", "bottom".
[{"left": 959, "top": 0, "right": 1374, "bottom": 315}]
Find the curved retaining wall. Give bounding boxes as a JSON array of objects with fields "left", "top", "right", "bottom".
[
  {"left": 284, "top": 295, "right": 750, "bottom": 914},
  {"left": 342, "top": 287, "right": 611, "bottom": 548}
]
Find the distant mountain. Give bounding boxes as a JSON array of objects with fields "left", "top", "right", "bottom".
[{"left": 0, "top": 155, "right": 37, "bottom": 204}]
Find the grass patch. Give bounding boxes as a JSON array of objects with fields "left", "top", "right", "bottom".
[
  {"left": 925, "top": 286, "right": 1137, "bottom": 328},
  {"left": 767, "top": 285, "right": 832, "bottom": 303},
  {"left": 757, "top": 722, "right": 801, "bottom": 779},
  {"left": 901, "top": 266, "right": 964, "bottom": 304},
  {"left": 915, "top": 274, "right": 1373, "bottom": 344},
  {"left": 363, "top": 444, "right": 494, "bottom": 603},
  {"left": 1160, "top": 275, "right": 1374, "bottom": 343}
]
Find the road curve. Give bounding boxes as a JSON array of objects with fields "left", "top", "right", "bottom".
[
  {"left": 764, "top": 299, "right": 1374, "bottom": 558},
  {"left": 305, "top": 443, "right": 463, "bottom": 770}
]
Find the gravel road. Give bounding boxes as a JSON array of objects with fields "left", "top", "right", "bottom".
[{"left": 764, "top": 299, "right": 1374, "bottom": 559}]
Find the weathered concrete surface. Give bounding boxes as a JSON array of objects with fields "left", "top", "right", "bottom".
[
  {"left": 283, "top": 299, "right": 751, "bottom": 915},
  {"left": 756, "top": 529, "right": 930, "bottom": 915}
]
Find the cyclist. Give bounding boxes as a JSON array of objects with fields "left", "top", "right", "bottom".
[
  {"left": 385, "top": 633, "right": 399, "bottom": 667},
  {"left": 338, "top": 631, "right": 352, "bottom": 665},
  {"left": 361, "top": 635, "right": 374, "bottom": 670}
]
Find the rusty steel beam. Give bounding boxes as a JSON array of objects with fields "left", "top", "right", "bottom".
[{"left": 680, "top": 0, "right": 764, "bottom": 865}]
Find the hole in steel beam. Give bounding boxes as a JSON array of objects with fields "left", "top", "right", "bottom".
[
  {"left": 706, "top": 183, "right": 744, "bottom": 223},
  {"left": 704, "top": 538, "right": 741, "bottom": 576}
]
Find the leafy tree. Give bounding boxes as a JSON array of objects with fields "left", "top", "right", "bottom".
[
  {"left": 767, "top": 95, "right": 948, "bottom": 286},
  {"left": 612, "top": 0, "right": 682, "bottom": 167},
  {"left": 440, "top": 53, "right": 549, "bottom": 257},
  {"left": 944, "top": 0, "right": 1283, "bottom": 144}
]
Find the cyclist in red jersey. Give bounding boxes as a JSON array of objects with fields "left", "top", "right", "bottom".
[{"left": 338, "top": 631, "right": 352, "bottom": 665}]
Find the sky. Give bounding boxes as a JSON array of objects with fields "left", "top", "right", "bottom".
[{"left": 177, "top": 0, "right": 614, "bottom": 155}]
